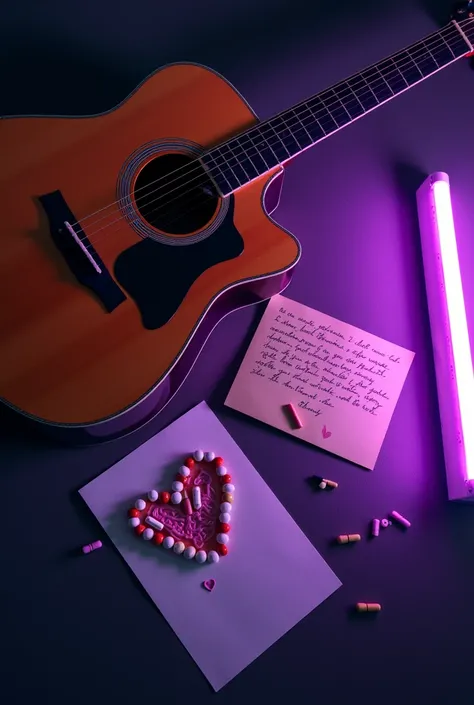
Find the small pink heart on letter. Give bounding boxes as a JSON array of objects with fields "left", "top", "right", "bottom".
[
  {"left": 322, "top": 425, "right": 332, "bottom": 440},
  {"left": 203, "top": 579, "right": 216, "bottom": 592}
]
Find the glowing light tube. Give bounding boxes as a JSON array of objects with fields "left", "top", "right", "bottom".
[{"left": 416, "top": 172, "right": 474, "bottom": 501}]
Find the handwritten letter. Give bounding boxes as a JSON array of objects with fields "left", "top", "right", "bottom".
[{"left": 225, "top": 295, "right": 415, "bottom": 469}]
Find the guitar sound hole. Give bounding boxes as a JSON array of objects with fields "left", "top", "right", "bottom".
[{"left": 133, "top": 153, "right": 220, "bottom": 236}]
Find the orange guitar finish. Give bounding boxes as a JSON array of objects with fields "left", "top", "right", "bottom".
[{"left": 0, "top": 63, "right": 300, "bottom": 439}]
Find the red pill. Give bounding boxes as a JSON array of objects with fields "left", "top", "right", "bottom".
[
  {"left": 176, "top": 473, "right": 187, "bottom": 485},
  {"left": 218, "top": 544, "right": 228, "bottom": 556},
  {"left": 222, "top": 474, "right": 232, "bottom": 484},
  {"left": 154, "top": 532, "right": 165, "bottom": 546},
  {"left": 219, "top": 523, "right": 231, "bottom": 533},
  {"left": 215, "top": 457, "right": 224, "bottom": 467},
  {"left": 184, "top": 457, "right": 195, "bottom": 469},
  {"left": 160, "top": 492, "right": 170, "bottom": 504},
  {"left": 128, "top": 508, "right": 140, "bottom": 518},
  {"left": 135, "top": 524, "right": 146, "bottom": 536}
]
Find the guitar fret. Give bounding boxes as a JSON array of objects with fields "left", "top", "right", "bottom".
[
  {"left": 250, "top": 129, "right": 281, "bottom": 167},
  {"left": 347, "top": 74, "right": 379, "bottom": 111},
  {"left": 293, "top": 102, "right": 326, "bottom": 142},
  {"left": 422, "top": 40, "right": 440, "bottom": 67},
  {"left": 261, "top": 122, "right": 291, "bottom": 160},
  {"left": 233, "top": 134, "right": 275, "bottom": 173},
  {"left": 268, "top": 115, "right": 302, "bottom": 153},
  {"left": 331, "top": 85, "right": 364, "bottom": 121},
  {"left": 285, "top": 110, "right": 313, "bottom": 148},
  {"left": 319, "top": 90, "right": 352, "bottom": 127},
  {"left": 308, "top": 96, "right": 338, "bottom": 133},
  {"left": 201, "top": 156, "right": 235, "bottom": 195},
  {"left": 215, "top": 145, "right": 247, "bottom": 186}
]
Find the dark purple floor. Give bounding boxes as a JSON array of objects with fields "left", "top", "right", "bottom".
[{"left": 1, "top": 2, "right": 474, "bottom": 704}]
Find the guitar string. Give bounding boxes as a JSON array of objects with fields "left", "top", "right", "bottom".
[
  {"left": 80, "top": 21, "right": 473, "bottom": 248},
  {"left": 68, "top": 19, "right": 472, "bottom": 237},
  {"left": 65, "top": 19, "right": 472, "bottom": 250},
  {"left": 71, "top": 20, "right": 472, "bottom": 243}
]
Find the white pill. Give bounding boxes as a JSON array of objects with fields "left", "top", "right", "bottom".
[
  {"left": 208, "top": 550, "right": 220, "bottom": 564},
  {"left": 143, "top": 528, "right": 154, "bottom": 541},
  {"left": 193, "top": 449, "right": 204, "bottom": 462},
  {"left": 319, "top": 481, "right": 327, "bottom": 489},
  {"left": 184, "top": 546, "right": 196, "bottom": 560},
  {"left": 179, "top": 465, "right": 191, "bottom": 477},
  {"left": 216, "top": 533, "right": 229, "bottom": 545},
  {"left": 220, "top": 502, "right": 232, "bottom": 514},
  {"left": 135, "top": 498, "right": 146, "bottom": 511},
  {"left": 195, "top": 550, "right": 207, "bottom": 564},
  {"left": 173, "top": 541, "right": 185, "bottom": 555},
  {"left": 223, "top": 483, "right": 235, "bottom": 493},
  {"left": 216, "top": 466, "right": 227, "bottom": 477},
  {"left": 204, "top": 451, "right": 215, "bottom": 462},
  {"left": 219, "top": 512, "right": 231, "bottom": 523},
  {"left": 171, "top": 492, "right": 182, "bottom": 504},
  {"left": 192, "top": 486, "right": 202, "bottom": 510},
  {"left": 147, "top": 489, "right": 158, "bottom": 502},
  {"left": 172, "top": 481, "right": 184, "bottom": 492},
  {"left": 163, "top": 536, "right": 175, "bottom": 549},
  {"left": 145, "top": 516, "right": 164, "bottom": 531},
  {"left": 129, "top": 517, "right": 140, "bottom": 528}
]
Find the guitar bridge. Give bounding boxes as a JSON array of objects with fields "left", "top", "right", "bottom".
[{"left": 38, "top": 189, "right": 126, "bottom": 313}]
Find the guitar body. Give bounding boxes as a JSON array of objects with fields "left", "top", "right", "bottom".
[{"left": 0, "top": 63, "right": 300, "bottom": 443}]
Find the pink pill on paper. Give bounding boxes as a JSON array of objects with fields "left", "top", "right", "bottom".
[
  {"left": 82, "top": 540, "right": 102, "bottom": 554},
  {"left": 372, "top": 519, "right": 380, "bottom": 537},
  {"left": 391, "top": 511, "right": 411, "bottom": 528},
  {"left": 284, "top": 403, "right": 303, "bottom": 430}
]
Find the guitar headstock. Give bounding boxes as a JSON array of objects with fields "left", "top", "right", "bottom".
[{"left": 452, "top": 1, "right": 474, "bottom": 19}]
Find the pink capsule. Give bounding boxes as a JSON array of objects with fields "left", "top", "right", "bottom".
[
  {"left": 391, "top": 511, "right": 411, "bottom": 528},
  {"left": 82, "top": 540, "right": 102, "bottom": 554},
  {"left": 182, "top": 490, "right": 193, "bottom": 516},
  {"left": 371, "top": 518, "right": 380, "bottom": 537}
]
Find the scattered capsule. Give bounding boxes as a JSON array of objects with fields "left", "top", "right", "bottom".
[
  {"left": 337, "top": 534, "right": 361, "bottom": 544},
  {"left": 391, "top": 510, "right": 411, "bottom": 528},
  {"left": 356, "top": 603, "right": 381, "bottom": 612},
  {"left": 372, "top": 519, "right": 380, "bottom": 537},
  {"left": 82, "top": 540, "right": 102, "bottom": 554}
]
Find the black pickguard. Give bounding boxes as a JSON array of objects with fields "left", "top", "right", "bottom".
[{"left": 114, "top": 196, "right": 244, "bottom": 330}]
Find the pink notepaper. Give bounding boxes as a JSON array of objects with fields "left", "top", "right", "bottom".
[
  {"left": 79, "top": 402, "right": 341, "bottom": 692},
  {"left": 225, "top": 294, "right": 415, "bottom": 469}
]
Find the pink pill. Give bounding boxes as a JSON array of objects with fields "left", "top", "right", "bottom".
[
  {"left": 82, "top": 540, "right": 102, "bottom": 554},
  {"left": 391, "top": 511, "right": 411, "bottom": 528},
  {"left": 284, "top": 403, "right": 303, "bottom": 429},
  {"left": 371, "top": 518, "right": 380, "bottom": 537},
  {"left": 380, "top": 519, "right": 389, "bottom": 528}
]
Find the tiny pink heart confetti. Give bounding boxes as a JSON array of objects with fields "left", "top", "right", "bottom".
[
  {"left": 322, "top": 425, "right": 332, "bottom": 440},
  {"left": 203, "top": 579, "right": 216, "bottom": 592}
]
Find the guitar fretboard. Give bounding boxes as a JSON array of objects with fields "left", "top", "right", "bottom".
[{"left": 201, "top": 19, "right": 473, "bottom": 196}]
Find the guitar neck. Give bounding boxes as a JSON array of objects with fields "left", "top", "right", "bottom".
[{"left": 202, "top": 18, "right": 474, "bottom": 196}]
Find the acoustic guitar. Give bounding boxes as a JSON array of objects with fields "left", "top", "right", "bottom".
[{"left": 1, "top": 4, "right": 473, "bottom": 443}]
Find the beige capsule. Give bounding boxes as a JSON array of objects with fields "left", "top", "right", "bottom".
[
  {"left": 356, "top": 603, "right": 381, "bottom": 612},
  {"left": 337, "top": 533, "right": 361, "bottom": 544}
]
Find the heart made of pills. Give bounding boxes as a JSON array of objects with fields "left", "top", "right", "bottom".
[{"left": 127, "top": 450, "right": 234, "bottom": 564}]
